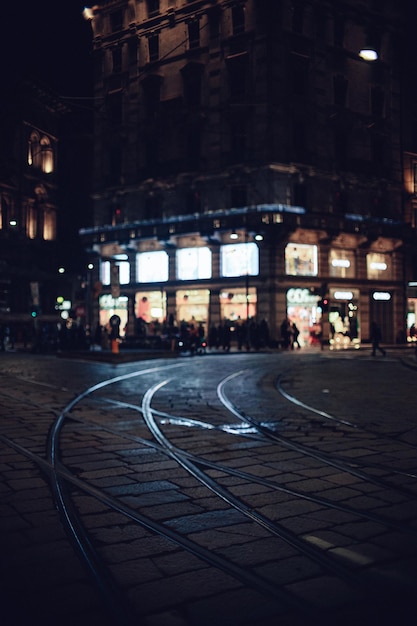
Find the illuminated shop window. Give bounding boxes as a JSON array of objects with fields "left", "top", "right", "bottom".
[
  {"left": 176, "top": 247, "right": 212, "bottom": 280},
  {"left": 101, "top": 257, "right": 130, "bottom": 286},
  {"left": 220, "top": 242, "right": 259, "bottom": 277},
  {"left": 136, "top": 250, "right": 168, "bottom": 283},
  {"left": 366, "top": 252, "right": 390, "bottom": 279},
  {"left": 135, "top": 291, "right": 165, "bottom": 323},
  {"left": 329, "top": 249, "right": 355, "bottom": 278},
  {"left": 285, "top": 243, "right": 318, "bottom": 276},
  {"left": 101, "top": 260, "right": 111, "bottom": 285},
  {"left": 118, "top": 260, "right": 130, "bottom": 284}
]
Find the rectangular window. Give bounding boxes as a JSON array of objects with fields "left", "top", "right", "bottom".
[
  {"left": 367, "top": 252, "right": 390, "bottom": 280},
  {"left": 220, "top": 243, "right": 259, "bottom": 278},
  {"left": 188, "top": 20, "right": 200, "bottom": 49},
  {"left": 26, "top": 204, "right": 37, "bottom": 239},
  {"left": 147, "top": 0, "right": 160, "bottom": 16},
  {"left": 148, "top": 34, "right": 159, "bottom": 62},
  {"left": 176, "top": 247, "right": 212, "bottom": 280},
  {"left": 118, "top": 261, "right": 130, "bottom": 285},
  {"left": 43, "top": 209, "right": 56, "bottom": 241},
  {"left": 110, "top": 10, "right": 123, "bottom": 32},
  {"left": 329, "top": 249, "right": 355, "bottom": 278},
  {"left": 285, "top": 243, "right": 318, "bottom": 276},
  {"left": 101, "top": 260, "right": 111, "bottom": 285},
  {"left": 232, "top": 5, "right": 245, "bottom": 35},
  {"left": 136, "top": 250, "right": 168, "bottom": 283}
]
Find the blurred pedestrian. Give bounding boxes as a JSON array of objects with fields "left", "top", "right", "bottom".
[{"left": 370, "top": 321, "right": 386, "bottom": 356}]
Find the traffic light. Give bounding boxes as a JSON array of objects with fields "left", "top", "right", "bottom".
[
  {"left": 319, "top": 298, "right": 329, "bottom": 313},
  {"left": 30, "top": 306, "right": 40, "bottom": 318}
]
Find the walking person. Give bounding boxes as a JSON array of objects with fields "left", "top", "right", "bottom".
[{"left": 370, "top": 321, "right": 386, "bottom": 356}]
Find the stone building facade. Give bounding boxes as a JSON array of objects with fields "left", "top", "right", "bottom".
[{"left": 81, "top": 0, "right": 412, "bottom": 347}]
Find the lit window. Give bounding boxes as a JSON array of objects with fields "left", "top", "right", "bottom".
[
  {"left": 176, "top": 247, "right": 212, "bottom": 280},
  {"left": 40, "top": 137, "right": 54, "bottom": 173},
  {"left": 28, "top": 132, "right": 41, "bottom": 168},
  {"left": 220, "top": 243, "right": 259, "bottom": 277},
  {"left": 136, "top": 250, "right": 168, "bottom": 282},
  {"left": 101, "top": 261, "right": 111, "bottom": 285},
  {"left": 119, "top": 261, "right": 130, "bottom": 284},
  {"left": 26, "top": 204, "right": 37, "bottom": 239},
  {"left": 285, "top": 243, "right": 318, "bottom": 276},
  {"left": 367, "top": 252, "right": 390, "bottom": 279},
  {"left": 329, "top": 249, "right": 355, "bottom": 277},
  {"left": 43, "top": 209, "right": 56, "bottom": 240}
]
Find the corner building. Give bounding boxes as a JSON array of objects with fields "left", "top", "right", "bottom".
[{"left": 81, "top": 0, "right": 411, "bottom": 348}]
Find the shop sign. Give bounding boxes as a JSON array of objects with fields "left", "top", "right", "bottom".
[
  {"left": 334, "top": 291, "right": 353, "bottom": 300},
  {"left": 287, "top": 288, "right": 317, "bottom": 304},
  {"left": 373, "top": 292, "right": 391, "bottom": 301}
]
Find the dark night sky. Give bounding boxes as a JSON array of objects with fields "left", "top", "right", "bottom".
[{"left": 1, "top": 2, "right": 93, "bottom": 97}]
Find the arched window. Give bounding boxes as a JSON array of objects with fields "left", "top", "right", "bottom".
[
  {"left": 28, "top": 132, "right": 54, "bottom": 173},
  {"left": 40, "top": 136, "right": 54, "bottom": 173},
  {"left": 28, "top": 131, "right": 41, "bottom": 168},
  {"left": 43, "top": 208, "right": 56, "bottom": 241}
]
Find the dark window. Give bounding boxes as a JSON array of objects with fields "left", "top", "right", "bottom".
[
  {"left": 370, "top": 134, "right": 385, "bottom": 174},
  {"left": 107, "top": 92, "right": 123, "bottom": 126},
  {"left": 144, "top": 194, "right": 162, "bottom": 220},
  {"left": 371, "top": 87, "right": 385, "bottom": 118},
  {"left": 110, "top": 10, "right": 123, "bottom": 32},
  {"left": 333, "top": 188, "right": 348, "bottom": 214},
  {"left": 142, "top": 75, "right": 161, "bottom": 118},
  {"left": 226, "top": 53, "right": 248, "bottom": 100},
  {"left": 334, "top": 128, "right": 348, "bottom": 169},
  {"left": 293, "top": 182, "right": 308, "bottom": 208},
  {"left": 334, "top": 16, "right": 345, "bottom": 47},
  {"left": 186, "top": 129, "right": 201, "bottom": 169},
  {"left": 292, "top": 121, "right": 307, "bottom": 161},
  {"left": 148, "top": 34, "right": 159, "bottom": 62},
  {"left": 292, "top": 1, "right": 305, "bottom": 34},
  {"left": 188, "top": 20, "right": 200, "bottom": 49},
  {"left": 333, "top": 75, "right": 348, "bottom": 107},
  {"left": 290, "top": 55, "right": 309, "bottom": 97},
  {"left": 232, "top": 5, "right": 245, "bottom": 35},
  {"left": 230, "top": 185, "right": 247, "bottom": 209},
  {"left": 186, "top": 190, "right": 201, "bottom": 214},
  {"left": 145, "top": 137, "right": 159, "bottom": 172},
  {"left": 128, "top": 37, "right": 138, "bottom": 66},
  {"left": 230, "top": 117, "right": 247, "bottom": 160},
  {"left": 108, "top": 146, "right": 122, "bottom": 185},
  {"left": 147, "top": 0, "right": 160, "bottom": 17},
  {"left": 181, "top": 63, "right": 204, "bottom": 107},
  {"left": 112, "top": 47, "right": 122, "bottom": 74}
]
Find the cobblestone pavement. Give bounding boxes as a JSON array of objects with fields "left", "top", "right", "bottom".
[{"left": 0, "top": 347, "right": 416, "bottom": 626}]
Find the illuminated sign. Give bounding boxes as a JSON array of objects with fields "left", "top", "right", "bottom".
[
  {"left": 334, "top": 291, "right": 353, "bottom": 300},
  {"left": 373, "top": 292, "right": 391, "bottom": 301},
  {"left": 370, "top": 262, "right": 387, "bottom": 271},
  {"left": 331, "top": 259, "right": 350, "bottom": 268}
]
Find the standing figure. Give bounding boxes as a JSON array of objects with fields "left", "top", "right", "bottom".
[{"left": 370, "top": 321, "right": 386, "bottom": 357}]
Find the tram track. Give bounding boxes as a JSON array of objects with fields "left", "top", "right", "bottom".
[{"left": 1, "top": 353, "right": 417, "bottom": 625}]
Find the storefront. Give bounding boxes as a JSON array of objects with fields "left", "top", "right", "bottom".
[
  {"left": 286, "top": 287, "right": 321, "bottom": 347},
  {"left": 328, "top": 288, "right": 360, "bottom": 350}
]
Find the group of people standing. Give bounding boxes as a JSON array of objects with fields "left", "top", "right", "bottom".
[{"left": 280, "top": 317, "right": 301, "bottom": 350}]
